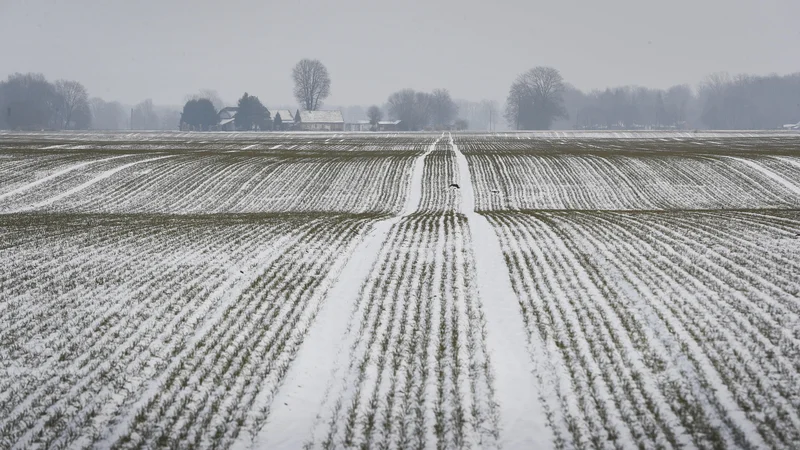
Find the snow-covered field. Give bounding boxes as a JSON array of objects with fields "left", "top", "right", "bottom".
[{"left": 1, "top": 131, "right": 799, "bottom": 449}]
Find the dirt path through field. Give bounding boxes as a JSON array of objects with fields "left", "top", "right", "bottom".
[
  {"left": 451, "top": 133, "right": 555, "bottom": 449},
  {"left": 241, "top": 135, "right": 444, "bottom": 449}
]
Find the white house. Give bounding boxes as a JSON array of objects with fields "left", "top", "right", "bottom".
[
  {"left": 273, "top": 109, "right": 295, "bottom": 131},
  {"left": 378, "top": 120, "right": 403, "bottom": 131},
  {"left": 296, "top": 110, "right": 345, "bottom": 131},
  {"left": 346, "top": 120, "right": 372, "bottom": 131},
  {"left": 218, "top": 107, "right": 238, "bottom": 131},
  {"left": 345, "top": 119, "right": 404, "bottom": 132}
]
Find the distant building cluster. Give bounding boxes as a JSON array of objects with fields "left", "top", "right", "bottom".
[
  {"left": 346, "top": 120, "right": 403, "bottom": 132},
  {"left": 202, "top": 107, "right": 403, "bottom": 132}
]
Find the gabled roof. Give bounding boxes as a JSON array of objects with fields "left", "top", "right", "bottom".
[
  {"left": 274, "top": 110, "right": 295, "bottom": 123},
  {"left": 298, "top": 110, "right": 344, "bottom": 124},
  {"left": 219, "top": 107, "right": 239, "bottom": 113},
  {"left": 379, "top": 120, "right": 402, "bottom": 125}
]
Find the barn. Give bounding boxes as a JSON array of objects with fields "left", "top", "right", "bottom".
[
  {"left": 296, "top": 110, "right": 345, "bottom": 131},
  {"left": 378, "top": 120, "right": 403, "bottom": 131},
  {"left": 273, "top": 110, "right": 296, "bottom": 131},
  {"left": 346, "top": 120, "right": 373, "bottom": 132}
]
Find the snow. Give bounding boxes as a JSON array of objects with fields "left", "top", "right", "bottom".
[
  {"left": 239, "top": 135, "right": 443, "bottom": 449},
  {"left": 3, "top": 131, "right": 800, "bottom": 449},
  {"left": 0, "top": 154, "right": 131, "bottom": 202},
  {"left": 451, "top": 133, "right": 555, "bottom": 449},
  {"left": 402, "top": 136, "right": 441, "bottom": 213},
  {"left": 728, "top": 156, "right": 800, "bottom": 196},
  {"left": 11, "top": 154, "right": 174, "bottom": 212},
  {"left": 99, "top": 226, "right": 319, "bottom": 447},
  {"left": 298, "top": 110, "right": 344, "bottom": 124}
]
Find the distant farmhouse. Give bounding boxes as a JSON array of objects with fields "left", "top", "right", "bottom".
[
  {"left": 218, "top": 107, "right": 238, "bottom": 131},
  {"left": 346, "top": 120, "right": 403, "bottom": 132},
  {"left": 214, "top": 107, "right": 354, "bottom": 132},
  {"left": 273, "top": 110, "right": 295, "bottom": 131},
  {"left": 295, "top": 110, "right": 345, "bottom": 131},
  {"left": 377, "top": 120, "right": 402, "bottom": 131},
  {"left": 346, "top": 120, "right": 372, "bottom": 132}
]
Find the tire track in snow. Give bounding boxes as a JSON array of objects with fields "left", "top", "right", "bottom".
[
  {"left": 10, "top": 155, "right": 175, "bottom": 212},
  {"left": 778, "top": 156, "right": 800, "bottom": 171},
  {"left": 727, "top": 156, "right": 800, "bottom": 196},
  {"left": 451, "top": 133, "right": 555, "bottom": 449},
  {"left": 0, "top": 154, "right": 133, "bottom": 203},
  {"left": 236, "top": 135, "right": 443, "bottom": 449}
]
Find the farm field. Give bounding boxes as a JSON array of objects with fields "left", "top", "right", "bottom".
[{"left": 1, "top": 130, "right": 799, "bottom": 449}]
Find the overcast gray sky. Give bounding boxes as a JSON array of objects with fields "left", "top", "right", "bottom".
[{"left": 1, "top": 0, "right": 798, "bottom": 107}]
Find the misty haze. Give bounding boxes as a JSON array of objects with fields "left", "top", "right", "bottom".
[{"left": 1, "top": 1, "right": 799, "bottom": 449}]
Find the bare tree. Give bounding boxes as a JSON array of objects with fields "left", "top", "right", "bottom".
[
  {"left": 185, "top": 89, "right": 225, "bottom": 111},
  {"left": 505, "top": 66, "right": 568, "bottom": 130},
  {"left": 430, "top": 88, "right": 458, "bottom": 129},
  {"left": 387, "top": 89, "right": 417, "bottom": 130},
  {"left": 387, "top": 89, "right": 436, "bottom": 131},
  {"left": 524, "top": 67, "right": 567, "bottom": 101},
  {"left": 366, "top": 105, "right": 383, "bottom": 129},
  {"left": 131, "top": 99, "right": 159, "bottom": 130},
  {"left": 292, "top": 59, "right": 331, "bottom": 111},
  {"left": 700, "top": 72, "right": 732, "bottom": 96},
  {"left": 54, "top": 80, "right": 90, "bottom": 129},
  {"left": 156, "top": 106, "right": 182, "bottom": 131},
  {"left": 481, "top": 99, "right": 499, "bottom": 131},
  {"left": 504, "top": 78, "right": 531, "bottom": 130},
  {"left": 386, "top": 89, "right": 448, "bottom": 131},
  {"left": 455, "top": 99, "right": 498, "bottom": 131},
  {"left": 665, "top": 84, "right": 693, "bottom": 126},
  {"left": 90, "top": 98, "right": 126, "bottom": 130},
  {"left": 414, "top": 91, "right": 434, "bottom": 129},
  {"left": 0, "top": 73, "right": 60, "bottom": 130}
]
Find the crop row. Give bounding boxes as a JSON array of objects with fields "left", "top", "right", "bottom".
[
  {"left": 50, "top": 154, "right": 415, "bottom": 215},
  {"left": 0, "top": 152, "right": 115, "bottom": 194},
  {"left": 301, "top": 212, "right": 499, "bottom": 450},
  {"left": 486, "top": 210, "right": 800, "bottom": 449},
  {"left": 417, "top": 140, "right": 461, "bottom": 213},
  {"left": 0, "top": 152, "right": 421, "bottom": 215},
  {"left": 465, "top": 153, "right": 800, "bottom": 211},
  {"left": 0, "top": 154, "right": 160, "bottom": 212},
  {"left": 456, "top": 135, "right": 800, "bottom": 156},
  {"left": 0, "top": 212, "right": 378, "bottom": 449},
  {"left": 0, "top": 132, "right": 435, "bottom": 153}
]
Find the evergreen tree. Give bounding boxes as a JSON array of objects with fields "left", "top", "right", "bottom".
[
  {"left": 181, "top": 98, "right": 218, "bottom": 130},
  {"left": 235, "top": 93, "right": 270, "bottom": 130}
]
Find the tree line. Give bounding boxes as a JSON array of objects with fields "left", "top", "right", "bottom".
[
  {"left": 375, "top": 88, "right": 461, "bottom": 131},
  {"left": 3, "top": 63, "right": 798, "bottom": 131},
  {"left": 504, "top": 67, "right": 800, "bottom": 131},
  {"left": 180, "top": 59, "right": 336, "bottom": 131},
  {"left": 0, "top": 73, "right": 92, "bottom": 130},
  {"left": 181, "top": 59, "right": 333, "bottom": 131},
  {"left": 0, "top": 59, "right": 335, "bottom": 132},
  {"left": 0, "top": 72, "right": 190, "bottom": 131},
  {"left": 355, "top": 68, "right": 800, "bottom": 132}
]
